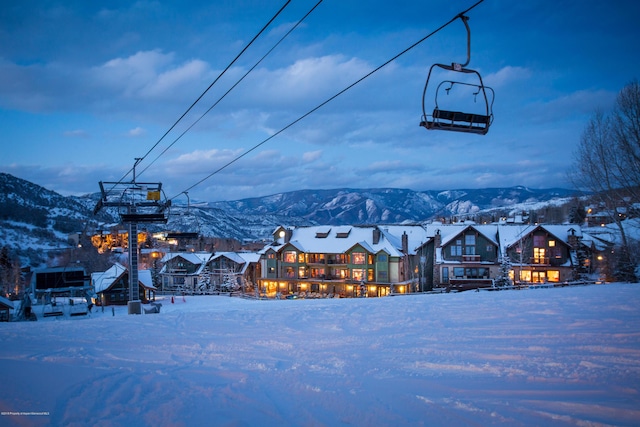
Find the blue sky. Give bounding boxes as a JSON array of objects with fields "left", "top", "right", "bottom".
[{"left": 1, "top": 0, "right": 638, "bottom": 202}]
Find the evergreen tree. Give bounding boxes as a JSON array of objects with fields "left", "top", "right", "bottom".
[{"left": 493, "top": 256, "right": 513, "bottom": 288}]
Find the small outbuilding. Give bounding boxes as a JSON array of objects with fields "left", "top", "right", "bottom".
[
  {"left": 0, "top": 295, "right": 14, "bottom": 322},
  {"left": 92, "top": 263, "right": 156, "bottom": 306}
]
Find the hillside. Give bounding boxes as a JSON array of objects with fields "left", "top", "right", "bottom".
[{"left": 0, "top": 173, "right": 581, "bottom": 267}]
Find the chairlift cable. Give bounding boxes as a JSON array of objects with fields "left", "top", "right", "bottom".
[
  {"left": 137, "top": 0, "right": 324, "bottom": 179},
  {"left": 102, "top": 0, "right": 292, "bottom": 197},
  {"left": 170, "top": 0, "right": 486, "bottom": 201}
]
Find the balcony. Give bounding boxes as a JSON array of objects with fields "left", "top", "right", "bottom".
[
  {"left": 462, "top": 254, "right": 481, "bottom": 262},
  {"left": 530, "top": 257, "right": 550, "bottom": 265}
]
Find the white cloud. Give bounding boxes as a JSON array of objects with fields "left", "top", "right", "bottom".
[
  {"left": 484, "top": 66, "right": 532, "bottom": 88},
  {"left": 127, "top": 127, "right": 146, "bottom": 137},
  {"left": 302, "top": 150, "right": 322, "bottom": 162}
]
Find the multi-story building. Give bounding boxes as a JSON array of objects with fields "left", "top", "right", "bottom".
[{"left": 259, "top": 225, "right": 429, "bottom": 297}]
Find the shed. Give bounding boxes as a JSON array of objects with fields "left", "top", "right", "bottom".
[{"left": 0, "top": 295, "right": 14, "bottom": 322}]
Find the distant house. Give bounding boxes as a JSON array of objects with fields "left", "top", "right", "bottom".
[
  {"left": 0, "top": 295, "right": 13, "bottom": 321},
  {"left": 159, "top": 252, "right": 211, "bottom": 294},
  {"left": 499, "top": 224, "right": 581, "bottom": 284},
  {"left": 419, "top": 223, "right": 500, "bottom": 291},
  {"left": 207, "top": 252, "right": 261, "bottom": 292},
  {"left": 91, "top": 263, "right": 156, "bottom": 305}
]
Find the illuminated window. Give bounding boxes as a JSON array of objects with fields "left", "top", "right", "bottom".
[
  {"left": 285, "top": 267, "right": 295, "bottom": 278},
  {"left": 298, "top": 267, "right": 306, "bottom": 278},
  {"left": 533, "top": 248, "right": 546, "bottom": 263},
  {"left": 352, "top": 269, "right": 366, "bottom": 281},
  {"left": 298, "top": 253, "right": 305, "bottom": 263},
  {"left": 547, "top": 270, "right": 560, "bottom": 282},
  {"left": 519, "top": 270, "right": 531, "bottom": 282},
  {"left": 352, "top": 252, "right": 366, "bottom": 265},
  {"left": 284, "top": 251, "right": 296, "bottom": 263},
  {"left": 548, "top": 240, "right": 556, "bottom": 247}
]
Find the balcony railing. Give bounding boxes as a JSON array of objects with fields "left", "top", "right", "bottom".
[
  {"left": 462, "top": 254, "right": 481, "bottom": 262},
  {"left": 530, "top": 257, "right": 550, "bottom": 265}
]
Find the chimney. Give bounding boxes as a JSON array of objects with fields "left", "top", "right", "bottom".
[
  {"left": 433, "top": 229, "right": 441, "bottom": 288},
  {"left": 567, "top": 228, "right": 578, "bottom": 248},
  {"left": 284, "top": 228, "right": 293, "bottom": 243},
  {"left": 402, "top": 232, "right": 408, "bottom": 254},
  {"left": 373, "top": 228, "right": 381, "bottom": 244}
]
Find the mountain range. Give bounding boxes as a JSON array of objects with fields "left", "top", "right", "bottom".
[{"left": 0, "top": 172, "right": 580, "bottom": 267}]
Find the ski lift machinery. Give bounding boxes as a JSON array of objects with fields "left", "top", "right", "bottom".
[{"left": 419, "top": 14, "right": 495, "bottom": 135}]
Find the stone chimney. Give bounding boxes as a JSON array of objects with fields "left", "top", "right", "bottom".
[
  {"left": 567, "top": 227, "right": 578, "bottom": 248},
  {"left": 284, "top": 228, "right": 293, "bottom": 243},
  {"left": 433, "top": 229, "right": 441, "bottom": 288},
  {"left": 402, "top": 232, "right": 408, "bottom": 254},
  {"left": 373, "top": 228, "right": 381, "bottom": 244}
]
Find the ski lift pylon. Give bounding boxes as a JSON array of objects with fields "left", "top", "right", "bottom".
[{"left": 419, "top": 14, "right": 494, "bottom": 135}]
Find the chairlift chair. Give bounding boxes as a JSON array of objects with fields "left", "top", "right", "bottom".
[{"left": 419, "top": 15, "right": 495, "bottom": 135}]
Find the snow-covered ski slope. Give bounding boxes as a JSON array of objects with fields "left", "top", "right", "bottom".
[{"left": 1, "top": 283, "right": 639, "bottom": 426}]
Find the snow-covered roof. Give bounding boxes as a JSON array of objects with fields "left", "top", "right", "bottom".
[
  {"left": 92, "top": 263, "right": 127, "bottom": 293},
  {"left": 270, "top": 225, "right": 418, "bottom": 257},
  {"left": 92, "top": 263, "right": 156, "bottom": 293},
  {"left": 0, "top": 295, "right": 14, "bottom": 310},
  {"left": 432, "top": 224, "right": 499, "bottom": 248},
  {"left": 161, "top": 252, "right": 212, "bottom": 265},
  {"left": 138, "top": 270, "right": 156, "bottom": 290},
  {"left": 211, "top": 252, "right": 247, "bottom": 265}
]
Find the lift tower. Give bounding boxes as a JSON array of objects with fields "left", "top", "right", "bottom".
[{"left": 93, "top": 159, "right": 170, "bottom": 314}]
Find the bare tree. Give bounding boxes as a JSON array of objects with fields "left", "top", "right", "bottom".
[{"left": 570, "top": 80, "right": 640, "bottom": 281}]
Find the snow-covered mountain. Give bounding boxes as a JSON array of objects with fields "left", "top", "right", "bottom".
[
  {"left": 0, "top": 173, "right": 580, "bottom": 267},
  {"left": 208, "top": 186, "right": 579, "bottom": 225}
]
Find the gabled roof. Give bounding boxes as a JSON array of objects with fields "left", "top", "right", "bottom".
[
  {"left": 499, "top": 224, "right": 578, "bottom": 249},
  {"left": 0, "top": 295, "right": 14, "bottom": 310},
  {"left": 210, "top": 251, "right": 260, "bottom": 266},
  {"left": 92, "top": 263, "right": 127, "bottom": 293},
  {"left": 92, "top": 263, "right": 156, "bottom": 293},
  {"left": 437, "top": 224, "right": 499, "bottom": 247},
  {"left": 160, "top": 252, "right": 212, "bottom": 265}
]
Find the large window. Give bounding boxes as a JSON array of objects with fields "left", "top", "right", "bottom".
[
  {"left": 352, "top": 269, "right": 366, "bottom": 281},
  {"left": 284, "top": 251, "right": 297, "bottom": 263},
  {"left": 533, "top": 248, "right": 546, "bottom": 264},
  {"left": 352, "top": 252, "right": 366, "bottom": 265},
  {"left": 450, "top": 240, "right": 462, "bottom": 256}
]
